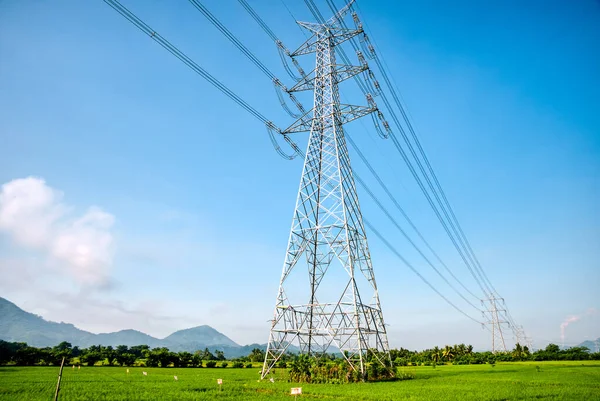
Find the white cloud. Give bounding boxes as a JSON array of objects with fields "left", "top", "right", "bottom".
[{"left": 0, "top": 177, "right": 115, "bottom": 285}]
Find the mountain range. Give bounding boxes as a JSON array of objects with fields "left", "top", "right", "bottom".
[
  {"left": 0, "top": 297, "right": 265, "bottom": 358},
  {"left": 3, "top": 297, "right": 595, "bottom": 355}
]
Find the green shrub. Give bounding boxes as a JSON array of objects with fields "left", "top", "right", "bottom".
[
  {"left": 288, "top": 354, "right": 394, "bottom": 383},
  {"left": 205, "top": 361, "right": 217, "bottom": 368},
  {"left": 232, "top": 361, "right": 244, "bottom": 368},
  {"left": 220, "top": 362, "right": 228, "bottom": 368},
  {"left": 396, "top": 367, "right": 416, "bottom": 381},
  {"left": 245, "top": 363, "right": 253, "bottom": 368},
  {"left": 394, "top": 357, "right": 408, "bottom": 366}
]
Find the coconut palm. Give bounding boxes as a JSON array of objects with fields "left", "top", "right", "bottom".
[
  {"left": 431, "top": 346, "right": 441, "bottom": 363},
  {"left": 442, "top": 345, "right": 454, "bottom": 362}
]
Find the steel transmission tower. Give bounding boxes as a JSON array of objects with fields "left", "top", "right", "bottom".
[
  {"left": 262, "top": 3, "right": 390, "bottom": 379},
  {"left": 484, "top": 296, "right": 508, "bottom": 353},
  {"left": 513, "top": 324, "right": 532, "bottom": 350}
]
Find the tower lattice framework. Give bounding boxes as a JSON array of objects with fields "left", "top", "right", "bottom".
[
  {"left": 262, "top": 4, "right": 390, "bottom": 379},
  {"left": 485, "top": 296, "right": 508, "bottom": 353}
]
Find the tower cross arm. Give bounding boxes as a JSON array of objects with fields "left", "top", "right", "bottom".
[
  {"left": 338, "top": 103, "right": 377, "bottom": 124},
  {"left": 288, "top": 64, "right": 368, "bottom": 92},
  {"left": 326, "top": 0, "right": 355, "bottom": 27},
  {"left": 281, "top": 103, "right": 376, "bottom": 134},
  {"left": 291, "top": 28, "right": 363, "bottom": 56}
]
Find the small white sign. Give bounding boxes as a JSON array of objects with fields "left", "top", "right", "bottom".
[
  {"left": 291, "top": 387, "right": 302, "bottom": 395},
  {"left": 174, "top": 375, "right": 178, "bottom": 381},
  {"left": 143, "top": 371, "right": 148, "bottom": 376},
  {"left": 217, "top": 379, "right": 223, "bottom": 385}
]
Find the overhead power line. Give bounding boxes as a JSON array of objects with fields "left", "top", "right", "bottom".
[
  {"left": 320, "top": 0, "right": 495, "bottom": 301},
  {"left": 102, "top": 0, "right": 301, "bottom": 159},
  {"left": 104, "top": 0, "right": 488, "bottom": 327},
  {"left": 233, "top": 0, "right": 484, "bottom": 319}
]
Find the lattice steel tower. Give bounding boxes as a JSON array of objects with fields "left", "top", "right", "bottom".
[
  {"left": 484, "top": 296, "right": 508, "bottom": 353},
  {"left": 262, "top": 3, "right": 390, "bottom": 379}
]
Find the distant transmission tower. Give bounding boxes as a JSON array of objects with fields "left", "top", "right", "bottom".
[
  {"left": 262, "top": 2, "right": 390, "bottom": 379},
  {"left": 513, "top": 324, "right": 532, "bottom": 350},
  {"left": 484, "top": 296, "right": 508, "bottom": 353}
]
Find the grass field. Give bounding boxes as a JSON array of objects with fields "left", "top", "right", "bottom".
[{"left": 0, "top": 361, "right": 599, "bottom": 400}]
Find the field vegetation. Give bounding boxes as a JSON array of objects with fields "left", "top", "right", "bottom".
[
  {"left": 1, "top": 340, "right": 598, "bottom": 369},
  {"left": 0, "top": 361, "right": 598, "bottom": 400},
  {"left": 1, "top": 340, "right": 599, "bottom": 399}
]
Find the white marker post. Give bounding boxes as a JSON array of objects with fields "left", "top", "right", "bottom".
[
  {"left": 291, "top": 387, "right": 302, "bottom": 400},
  {"left": 217, "top": 378, "right": 223, "bottom": 391}
]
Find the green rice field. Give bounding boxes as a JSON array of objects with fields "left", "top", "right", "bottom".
[{"left": 1, "top": 361, "right": 599, "bottom": 400}]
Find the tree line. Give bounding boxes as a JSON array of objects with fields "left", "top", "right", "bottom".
[
  {"left": 0, "top": 339, "right": 598, "bottom": 368},
  {"left": 388, "top": 343, "right": 599, "bottom": 366},
  {"left": 0, "top": 341, "right": 267, "bottom": 367}
]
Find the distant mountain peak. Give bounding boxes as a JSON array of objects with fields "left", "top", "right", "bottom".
[
  {"left": 0, "top": 296, "right": 244, "bottom": 356},
  {"left": 164, "top": 325, "right": 239, "bottom": 347}
]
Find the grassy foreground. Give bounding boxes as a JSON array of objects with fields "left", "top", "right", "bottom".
[{"left": 0, "top": 361, "right": 599, "bottom": 400}]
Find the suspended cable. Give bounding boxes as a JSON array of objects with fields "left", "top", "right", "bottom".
[
  {"left": 304, "top": 0, "right": 326, "bottom": 24},
  {"left": 188, "top": 0, "right": 275, "bottom": 79},
  {"left": 363, "top": 218, "right": 485, "bottom": 325},
  {"left": 189, "top": 0, "right": 306, "bottom": 116},
  {"left": 259, "top": 0, "right": 487, "bottom": 314},
  {"left": 352, "top": 0, "right": 500, "bottom": 298},
  {"left": 102, "top": 0, "right": 299, "bottom": 159},
  {"left": 352, "top": 164, "right": 483, "bottom": 312},
  {"left": 237, "top": 0, "right": 307, "bottom": 83},
  {"left": 346, "top": 134, "right": 482, "bottom": 302},
  {"left": 106, "top": 0, "right": 488, "bottom": 327},
  {"left": 279, "top": 0, "right": 309, "bottom": 39},
  {"left": 325, "top": 0, "right": 494, "bottom": 300}
]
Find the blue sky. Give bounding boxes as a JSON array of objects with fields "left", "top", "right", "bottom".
[{"left": 0, "top": 0, "right": 598, "bottom": 350}]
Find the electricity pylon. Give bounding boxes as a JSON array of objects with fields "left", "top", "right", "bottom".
[
  {"left": 262, "top": 2, "right": 390, "bottom": 379},
  {"left": 484, "top": 296, "right": 508, "bottom": 353},
  {"left": 513, "top": 324, "right": 532, "bottom": 350}
]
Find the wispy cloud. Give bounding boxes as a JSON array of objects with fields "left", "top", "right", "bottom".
[{"left": 0, "top": 177, "right": 115, "bottom": 285}]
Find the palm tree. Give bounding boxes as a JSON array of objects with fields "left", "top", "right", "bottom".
[
  {"left": 466, "top": 345, "right": 473, "bottom": 355},
  {"left": 512, "top": 343, "right": 524, "bottom": 361},
  {"left": 442, "top": 345, "right": 454, "bottom": 362},
  {"left": 431, "top": 346, "right": 441, "bottom": 363}
]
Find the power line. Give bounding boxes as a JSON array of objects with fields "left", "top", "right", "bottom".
[
  {"left": 353, "top": 0, "right": 500, "bottom": 297},
  {"left": 347, "top": 0, "right": 521, "bottom": 345},
  {"left": 363, "top": 219, "right": 484, "bottom": 325},
  {"left": 322, "top": 0, "right": 494, "bottom": 300},
  {"left": 189, "top": 0, "right": 306, "bottom": 118},
  {"left": 303, "top": 0, "right": 326, "bottom": 24},
  {"left": 105, "top": 0, "right": 486, "bottom": 328},
  {"left": 188, "top": 0, "right": 275, "bottom": 80},
  {"left": 346, "top": 134, "right": 482, "bottom": 303},
  {"left": 102, "top": 0, "right": 301, "bottom": 159},
  {"left": 279, "top": 0, "right": 309, "bottom": 39},
  {"left": 238, "top": 0, "right": 485, "bottom": 316}
]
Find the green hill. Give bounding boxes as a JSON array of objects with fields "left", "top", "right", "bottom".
[{"left": 0, "top": 297, "right": 253, "bottom": 356}]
